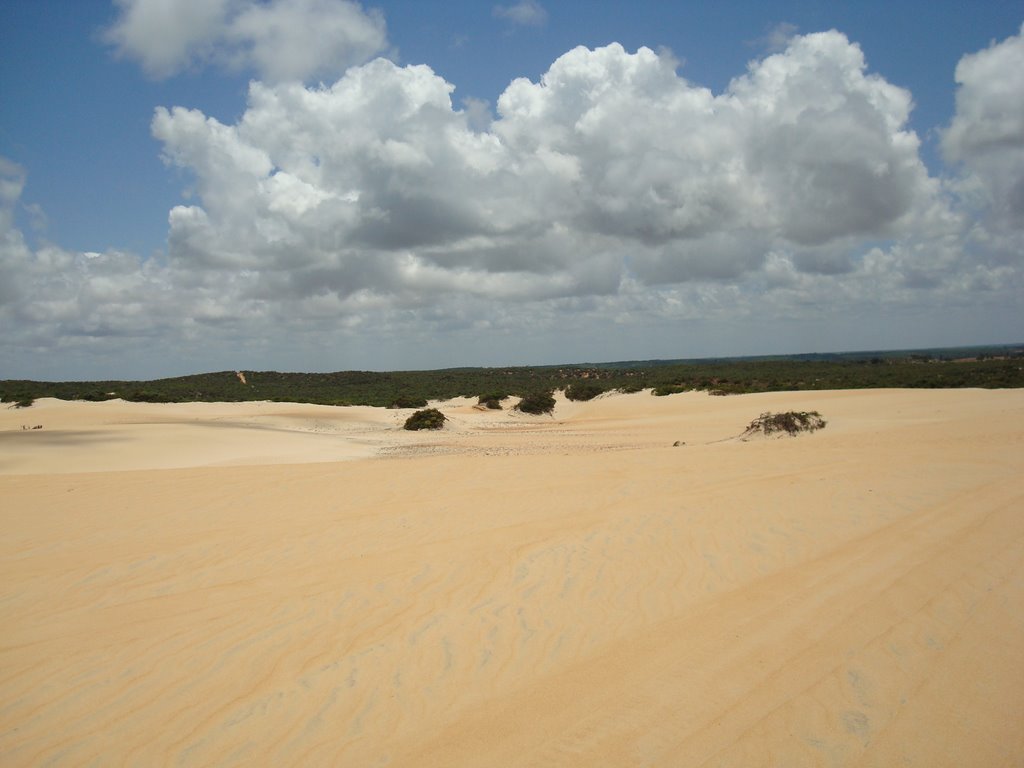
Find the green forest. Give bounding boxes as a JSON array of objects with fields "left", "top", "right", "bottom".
[{"left": 3, "top": 345, "right": 1022, "bottom": 408}]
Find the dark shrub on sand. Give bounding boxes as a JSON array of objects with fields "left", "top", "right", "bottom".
[
  {"left": 478, "top": 392, "right": 506, "bottom": 410},
  {"left": 404, "top": 408, "right": 446, "bottom": 430},
  {"left": 652, "top": 384, "right": 689, "bottom": 397},
  {"left": 743, "top": 411, "right": 826, "bottom": 437},
  {"left": 515, "top": 391, "right": 556, "bottom": 415},
  {"left": 565, "top": 382, "right": 604, "bottom": 401},
  {"left": 391, "top": 395, "right": 428, "bottom": 409}
]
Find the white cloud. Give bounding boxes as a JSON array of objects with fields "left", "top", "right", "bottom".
[
  {"left": 726, "top": 32, "right": 932, "bottom": 249},
  {"left": 942, "top": 23, "right": 1024, "bottom": 241},
  {"left": 148, "top": 32, "right": 944, "bottom": 297},
  {"left": 0, "top": 157, "right": 26, "bottom": 209},
  {"left": 225, "top": 0, "right": 389, "bottom": 82},
  {"left": 4, "top": 28, "right": 1023, "bottom": 377},
  {"left": 761, "top": 22, "right": 798, "bottom": 54},
  {"left": 105, "top": 0, "right": 388, "bottom": 81},
  {"left": 493, "top": 1, "right": 548, "bottom": 28},
  {"left": 104, "top": 0, "right": 231, "bottom": 78}
]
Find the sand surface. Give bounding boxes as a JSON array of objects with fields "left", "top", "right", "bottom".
[{"left": 1, "top": 389, "right": 1022, "bottom": 766}]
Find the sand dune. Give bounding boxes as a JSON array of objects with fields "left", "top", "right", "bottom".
[{"left": 1, "top": 389, "right": 1022, "bottom": 766}]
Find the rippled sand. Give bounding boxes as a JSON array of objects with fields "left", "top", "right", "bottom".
[{"left": 2, "top": 389, "right": 1022, "bottom": 766}]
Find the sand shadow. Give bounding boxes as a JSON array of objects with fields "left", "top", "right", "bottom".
[{"left": 0, "top": 429, "right": 129, "bottom": 447}]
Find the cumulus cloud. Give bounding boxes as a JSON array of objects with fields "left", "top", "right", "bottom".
[
  {"left": 493, "top": 1, "right": 548, "bottom": 28},
  {"left": 4, "top": 28, "right": 1023, "bottom": 376},
  {"left": 942, "top": 23, "right": 1024, "bottom": 239},
  {"left": 105, "top": 0, "right": 388, "bottom": 81},
  {"left": 149, "top": 31, "right": 943, "bottom": 299}
]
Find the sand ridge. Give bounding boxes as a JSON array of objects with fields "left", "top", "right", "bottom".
[{"left": 1, "top": 388, "right": 1022, "bottom": 765}]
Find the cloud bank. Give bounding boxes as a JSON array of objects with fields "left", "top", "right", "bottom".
[{"left": 3, "top": 25, "right": 1023, "bottom": 377}]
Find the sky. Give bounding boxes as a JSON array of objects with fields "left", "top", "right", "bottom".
[{"left": 1, "top": 1, "right": 1022, "bottom": 380}]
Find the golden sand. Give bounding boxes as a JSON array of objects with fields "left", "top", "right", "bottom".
[{"left": 2, "top": 389, "right": 1022, "bottom": 766}]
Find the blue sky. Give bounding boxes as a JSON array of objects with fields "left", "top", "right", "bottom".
[{"left": 1, "top": 1, "right": 1022, "bottom": 379}]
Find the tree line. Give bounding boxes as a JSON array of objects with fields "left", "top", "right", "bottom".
[{"left": 2, "top": 346, "right": 1022, "bottom": 408}]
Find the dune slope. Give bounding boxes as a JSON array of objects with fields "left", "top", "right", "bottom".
[{"left": 1, "top": 389, "right": 1022, "bottom": 766}]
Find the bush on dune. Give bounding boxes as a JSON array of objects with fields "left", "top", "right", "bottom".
[
  {"left": 403, "top": 408, "right": 446, "bottom": 430},
  {"left": 564, "top": 382, "right": 605, "bottom": 401},
  {"left": 126, "top": 390, "right": 173, "bottom": 403},
  {"left": 515, "top": 391, "right": 556, "bottom": 415},
  {"left": 743, "top": 411, "right": 826, "bottom": 437},
  {"left": 478, "top": 392, "right": 506, "bottom": 410},
  {"left": 390, "top": 395, "right": 428, "bottom": 409},
  {"left": 652, "top": 384, "right": 690, "bottom": 397}
]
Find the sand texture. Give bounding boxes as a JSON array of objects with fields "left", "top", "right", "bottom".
[{"left": 2, "top": 389, "right": 1023, "bottom": 766}]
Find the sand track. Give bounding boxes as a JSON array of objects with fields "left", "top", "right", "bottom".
[{"left": 1, "top": 389, "right": 1022, "bottom": 766}]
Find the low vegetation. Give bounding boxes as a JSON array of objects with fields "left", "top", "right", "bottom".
[
  {"left": 1, "top": 345, "right": 1020, "bottom": 408},
  {"left": 515, "top": 391, "right": 556, "bottom": 415},
  {"left": 564, "top": 382, "right": 605, "bottom": 401},
  {"left": 477, "top": 392, "right": 506, "bottom": 409},
  {"left": 390, "top": 395, "right": 428, "bottom": 409},
  {"left": 652, "top": 384, "right": 690, "bottom": 397},
  {"left": 403, "top": 408, "right": 446, "bottom": 430},
  {"left": 743, "top": 411, "right": 827, "bottom": 437}
]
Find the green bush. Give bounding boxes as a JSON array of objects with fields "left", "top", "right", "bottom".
[
  {"left": 565, "top": 382, "right": 604, "bottom": 401},
  {"left": 743, "top": 411, "right": 826, "bottom": 436},
  {"left": 390, "top": 395, "right": 428, "bottom": 409},
  {"left": 77, "top": 392, "right": 115, "bottom": 401},
  {"left": 516, "top": 391, "right": 555, "bottom": 415},
  {"left": 403, "top": 408, "right": 446, "bottom": 430},
  {"left": 14, "top": 397, "right": 35, "bottom": 408},
  {"left": 478, "top": 392, "right": 506, "bottom": 410},
  {"left": 127, "top": 391, "right": 173, "bottom": 403},
  {"left": 652, "top": 384, "right": 689, "bottom": 397}
]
